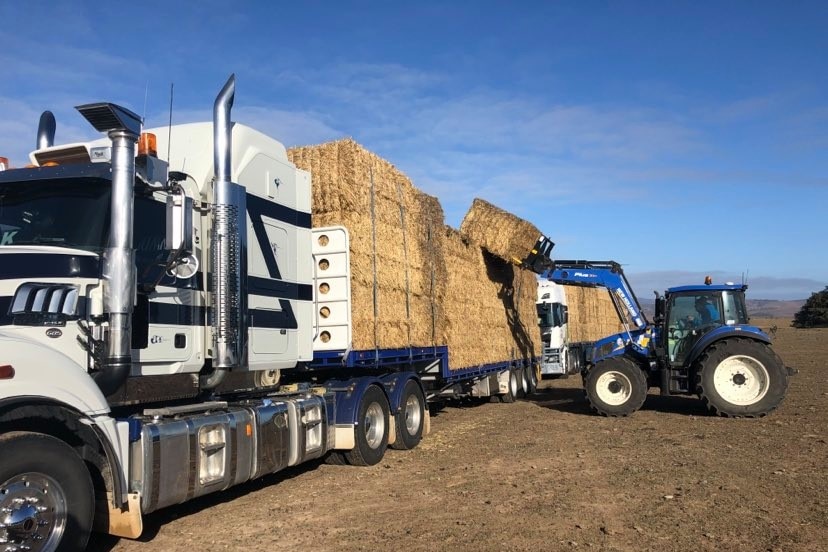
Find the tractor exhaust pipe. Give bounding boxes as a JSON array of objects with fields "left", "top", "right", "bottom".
[
  {"left": 203, "top": 74, "right": 247, "bottom": 390},
  {"left": 37, "top": 111, "right": 56, "bottom": 149}
]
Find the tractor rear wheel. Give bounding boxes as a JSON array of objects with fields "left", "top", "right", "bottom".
[
  {"left": 695, "top": 338, "right": 788, "bottom": 417},
  {"left": 584, "top": 357, "right": 648, "bottom": 417}
]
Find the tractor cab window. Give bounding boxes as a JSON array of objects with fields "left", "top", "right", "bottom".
[
  {"left": 721, "top": 291, "right": 749, "bottom": 325},
  {"left": 666, "top": 292, "right": 724, "bottom": 364}
]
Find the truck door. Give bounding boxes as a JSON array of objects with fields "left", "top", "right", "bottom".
[{"left": 132, "top": 190, "right": 204, "bottom": 376}]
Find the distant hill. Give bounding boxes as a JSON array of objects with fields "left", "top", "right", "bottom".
[
  {"left": 638, "top": 298, "right": 804, "bottom": 320},
  {"left": 746, "top": 299, "right": 804, "bottom": 319}
]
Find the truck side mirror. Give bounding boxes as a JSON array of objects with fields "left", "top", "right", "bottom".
[
  {"left": 166, "top": 192, "right": 193, "bottom": 255},
  {"left": 562, "top": 306, "right": 568, "bottom": 324}
]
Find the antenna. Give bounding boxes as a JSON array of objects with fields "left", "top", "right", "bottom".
[
  {"left": 142, "top": 81, "right": 149, "bottom": 127},
  {"left": 167, "top": 83, "right": 174, "bottom": 162}
]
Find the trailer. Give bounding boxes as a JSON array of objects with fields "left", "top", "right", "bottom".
[{"left": 0, "top": 76, "right": 539, "bottom": 551}]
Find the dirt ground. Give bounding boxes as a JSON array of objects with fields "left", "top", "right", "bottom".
[{"left": 90, "top": 319, "right": 827, "bottom": 552}]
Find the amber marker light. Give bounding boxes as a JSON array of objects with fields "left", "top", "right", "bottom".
[
  {"left": 138, "top": 132, "right": 158, "bottom": 157},
  {"left": 0, "top": 365, "right": 15, "bottom": 379}
]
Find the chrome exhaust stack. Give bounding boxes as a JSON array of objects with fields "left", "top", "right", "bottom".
[
  {"left": 76, "top": 102, "right": 142, "bottom": 395},
  {"left": 37, "top": 111, "right": 56, "bottom": 149},
  {"left": 203, "top": 74, "right": 247, "bottom": 389}
]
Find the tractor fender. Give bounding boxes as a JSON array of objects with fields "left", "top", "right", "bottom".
[
  {"left": 380, "top": 372, "right": 423, "bottom": 414},
  {"left": 685, "top": 325, "right": 772, "bottom": 368},
  {"left": 324, "top": 376, "right": 391, "bottom": 426}
]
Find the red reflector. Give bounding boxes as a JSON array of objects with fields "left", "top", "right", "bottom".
[{"left": 0, "top": 365, "right": 14, "bottom": 379}]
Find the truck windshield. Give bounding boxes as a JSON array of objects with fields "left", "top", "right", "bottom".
[{"left": 0, "top": 178, "right": 110, "bottom": 251}]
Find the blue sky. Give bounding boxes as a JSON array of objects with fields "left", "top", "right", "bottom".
[{"left": 1, "top": 1, "right": 826, "bottom": 299}]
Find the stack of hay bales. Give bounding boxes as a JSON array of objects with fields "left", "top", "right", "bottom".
[
  {"left": 287, "top": 139, "right": 539, "bottom": 369},
  {"left": 289, "top": 139, "right": 445, "bottom": 351},
  {"left": 459, "top": 198, "right": 542, "bottom": 264},
  {"left": 441, "top": 228, "right": 539, "bottom": 368},
  {"left": 563, "top": 285, "right": 626, "bottom": 342}
]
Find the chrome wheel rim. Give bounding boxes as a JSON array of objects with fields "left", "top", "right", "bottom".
[
  {"left": 595, "top": 371, "right": 633, "bottom": 406},
  {"left": 509, "top": 371, "right": 518, "bottom": 397},
  {"left": 1, "top": 472, "right": 67, "bottom": 552},
  {"left": 364, "top": 402, "right": 386, "bottom": 449},
  {"left": 713, "top": 355, "right": 770, "bottom": 406},
  {"left": 404, "top": 394, "right": 422, "bottom": 436}
]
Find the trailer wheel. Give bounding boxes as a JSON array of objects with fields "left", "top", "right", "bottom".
[
  {"left": 525, "top": 364, "right": 538, "bottom": 394},
  {"left": 345, "top": 385, "right": 390, "bottom": 466},
  {"left": 391, "top": 380, "right": 425, "bottom": 450},
  {"left": 501, "top": 370, "right": 519, "bottom": 403},
  {"left": 519, "top": 368, "right": 529, "bottom": 397},
  {"left": 0, "top": 432, "right": 94, "bottom": 552},
  {"left": 695, "top": 338, "right": 788, "bottom": 417},
  {"left": 584, "top": 357, "right": 647, "bottom": 417}
]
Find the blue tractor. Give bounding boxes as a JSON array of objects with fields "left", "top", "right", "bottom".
[{"left": 539, "top": 260, "right": 793, "bottom": 417}]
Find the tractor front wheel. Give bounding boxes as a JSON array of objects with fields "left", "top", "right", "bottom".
[
  {"left": 583, "top": 357, "right": 648, "bottom": 417},
  {"left": 695, "top": 338, "right": 788, "bottom": 417}
]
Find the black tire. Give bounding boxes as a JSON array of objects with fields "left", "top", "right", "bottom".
[
  {"left": 391, "top": 380, "right": 426, "bottom": 451},
  {"left": 695, "top": 338, "right": 789, "bottom": 417},
  {"left": 501, "top": 370, "right": 519, "bottom": 403},
  {"left": 345, "top": 385, "right": 390, "bottom": 466},
  {"left": 584, "top": 357, "right": 648, "bottom": 417},
  {"left": 0, "top": 431, "right": 94, "bottom": 551},
  {"left": 324, "top": 451, "right": 348, "bottom": 465},
  {"left": 525, "top": 364, "right": 538, "bottom": 395},
  {"left": 567, "top": 347, "right": 583, "bottom": 375}
]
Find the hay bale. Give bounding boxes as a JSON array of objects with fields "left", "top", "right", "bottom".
[
  {"left": 563, "top": 285, "right": 626, "bottom": 343},
  {"left": 290, "top": 139, "right": 539, "bottom": 369},
  {"left": 459, "top": 198, "right": 542, "bottom": 264}
]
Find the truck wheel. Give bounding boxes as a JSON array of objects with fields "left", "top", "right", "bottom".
[
  {"left": 501, "top": 370, "right": 520, "bottom": 403},
  {"left": 345, "top": 385, "right": 390, "bottom": 466},
  {"left": 696, "top": 338, "right": 788, "bottom": 417},
  {"left": 0, "top": 432, "right": 94, "bottom": 552},
  {"left": 391, "top": 380, "right": 425, "bottom": 450},
  {"left": 324, "top": 451, "right": 348, "bottom": 465},
  {"left": 584, "top": 357, "right": 647, "bottom": 417}
]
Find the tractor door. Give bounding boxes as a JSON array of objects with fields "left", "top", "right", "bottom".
[{"left": 665, "top": 292, "right": 724, "bottom": 365}]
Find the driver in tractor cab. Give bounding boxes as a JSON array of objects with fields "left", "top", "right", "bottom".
[{"left": 694, "top": 297, "right": 720, "bottom": 326}]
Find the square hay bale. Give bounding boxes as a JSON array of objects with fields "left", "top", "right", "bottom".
[
  {"left": 459, "top": 198, "right": 543, "bottom": 264},
  {"left": 563, "top": 285, "right": 626, "bottom": 343}
]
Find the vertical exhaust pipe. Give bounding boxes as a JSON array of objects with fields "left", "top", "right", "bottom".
[
  {"left": 37, "top": 111, "right": 56, "bottom": 149},
  {"left": 76, "top": 102, "right": 142, "bottom": 395},
  {"left": 203, "top": 74, "right": 247, "bottom": 389}
]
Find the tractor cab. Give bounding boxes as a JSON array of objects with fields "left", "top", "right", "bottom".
[{"left": 659, "top": 283, "right": 750, "bottom": 365}]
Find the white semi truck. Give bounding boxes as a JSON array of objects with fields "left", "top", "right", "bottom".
[
  {"left": 536, "top": 280, "right": 585, "bottom": 378},
  {"left": 0, "top": 76, "right": 542, "bottom": 551}
]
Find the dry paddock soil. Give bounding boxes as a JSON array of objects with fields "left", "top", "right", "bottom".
[{"left": 92, "top": 320, "right": 827, "bottom": 552}]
